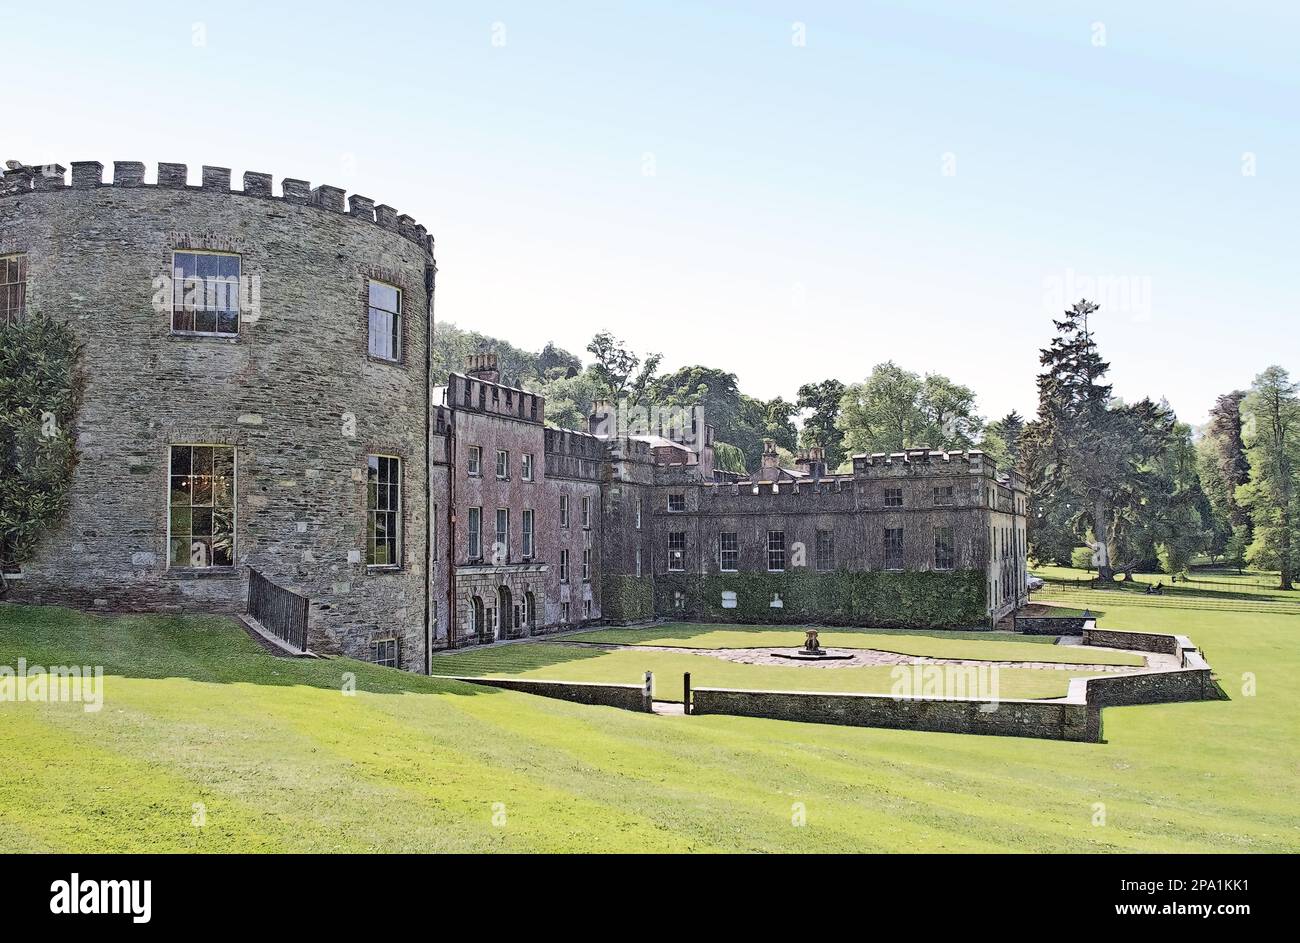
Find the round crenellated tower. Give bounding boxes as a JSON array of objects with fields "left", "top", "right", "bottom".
[{"left": 0, "top": 160, "right": 437, "bottom": 666}]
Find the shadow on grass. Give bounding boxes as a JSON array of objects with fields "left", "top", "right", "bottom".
[
  {"left": 0, "top": 603, "right": 498, "bottom": 696},
  {"left": 429, "top": 642, "right": 610, "bottom": 676}
]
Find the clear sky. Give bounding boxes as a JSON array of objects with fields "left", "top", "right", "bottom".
[{"left": 5, "top": 1, "right": 1296, "bottom": 425}]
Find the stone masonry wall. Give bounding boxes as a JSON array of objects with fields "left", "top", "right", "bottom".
[
  {"left": 691, "top": 687, "right": 1098, "bottom": 742},
  {"left": 0, "top": 163, "right": 433, "bottom": 668},
  {"left": 443, "top": 676, "right": 650, "bottom": 712},
  {"left": 1084, "top": 627, "right": 1180, "bottom": 655}
]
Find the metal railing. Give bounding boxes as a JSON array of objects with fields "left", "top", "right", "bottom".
[{"left": 247, "top": 567, "right": 310, "bottom": 651}]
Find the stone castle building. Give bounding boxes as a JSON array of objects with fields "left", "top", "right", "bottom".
[{"left": 1, "top": 160, "right": 1028, "bottom": 672}]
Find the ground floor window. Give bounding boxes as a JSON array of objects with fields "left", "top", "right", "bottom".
[
  {"left": 584, "top": 599, "right": 592, "bottom": 619},
  {"left": 766, "top": 530, "right": 785, "bottom": 572},
  {"left": 719, "top": 532, "right": 738, "bottom": 571},
  {"left": 668, "top": 532, "right": 686, "bottom": 571},
  {"left": 373, "top": 638, "right": 398, "bottom": 668},
  {"left": 562, "top": 602, "right": 570, "bottom": 622},
  {"left": 470, "top": 595, "right": 485, "bottom": 639},
  {"left": 883, "top": 527, "right": 904, "bottom": 570},
  {"left": 815, "top": 529, "right": 834, "bottom": 571},
  {"left": 934, "top": 526, "right": 955, "bottom": 570},
  {"left": 169, "top": 445, "right": 236, "bottom": 568}
]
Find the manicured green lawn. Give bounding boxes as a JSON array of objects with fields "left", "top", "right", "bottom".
[
  {"left": 430, "top": 643, "right": 1103, "bottom": 701},
  {"left": 562, "top": 625, "right": 1143, "bottom": 667},
  {"left": 1, "top": 565, "right": 1297, "bottom": 852}
]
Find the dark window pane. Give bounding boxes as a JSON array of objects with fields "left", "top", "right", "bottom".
[
  {"left": 211, "top": 540, "right": 234, "bottom": 568},
  {"left": 191, "top": 476, "right": 212, "bottom": 506},
  {"left": 191, "top": 446, "right": 212, "bottom": 475},
  {"left": 169, "top": 506, "right": 192, "bottom": 534},
  {"left": 212, "top": 456, "right": 234, "bottom": 505},
  {"left": 196, "top": 253, "right": 220, "bottom": 279},
  {"left": 170, "top": 476, "right": 191, "bottom": 505},
  {"left": 191, "top": 508, "right": 213, "bottom": 536}
]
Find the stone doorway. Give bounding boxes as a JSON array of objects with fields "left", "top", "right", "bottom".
[{"left": 497, "top": 586, "right": 513, "bottom": 640}]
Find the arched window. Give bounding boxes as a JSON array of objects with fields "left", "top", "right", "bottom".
[
  {"left": 523, "top": 591, "right": 537, "bottom": 632},
  {"left": 470, "top": 595, "right": 485, "bottom": 643}
]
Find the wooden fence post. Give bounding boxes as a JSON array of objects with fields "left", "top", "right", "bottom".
[
  {"left": 683, "top": 672, "right": 692, "bottom": 715},
  {"left": 643, "top": 671, "right": 653, "bottom": 713}
]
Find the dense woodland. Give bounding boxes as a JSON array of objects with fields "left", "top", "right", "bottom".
[{"left": 434, "top": 306, "right": 1295, "bottom": 586}]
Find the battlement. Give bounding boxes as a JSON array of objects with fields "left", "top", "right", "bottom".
[
  {"left": 850, "top": 448, "right": 1008, "bottom": 480},
  {"left": 543, "top": 427, "right": 604, "bottom": 482},
  {"left": 0, "top": 160, "right": 433, "bottom": 256},
  {"left": 447, "top": 371, "right": 544, "bottom": 423}
]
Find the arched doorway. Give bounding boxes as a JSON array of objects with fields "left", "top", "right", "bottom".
[
  {"left": 470, "top": 595, "right": 485, "bottom": 644},
  {"left": 523, "top": 591, "right": 537, "bottom": 634},
  {"left": 497, "top": 586, "right": 513, "bottom": 640}
]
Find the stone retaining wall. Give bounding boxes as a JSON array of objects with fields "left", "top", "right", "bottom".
[
  {"left": 443, "top": 676, "right": 650, "bottom": 712},
  {"left": 1016, "top": 616, "right": 1088, "bottom": 635},
  {"left": 691, "top": 629, "right": 1215, "bottom": 742},
  {"left": 1083, "top": 627, "right": 1179, "bottom": 655},
  {"left": 691, "top": 687, "right": 1099, "bottom": 742},
  {"left": 1082, "top": 652, "right": 1214, "bottom": 708}
]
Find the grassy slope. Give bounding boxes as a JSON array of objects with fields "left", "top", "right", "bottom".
[
  {"left": 1, "top": 566, "right": 1297, "bottom": 852},
  {"left": 430, "top": 643, "right": 1102, "bottom": 701},
  {"left": 561, "top": 625, "right": 1143, "bottom": 667}
]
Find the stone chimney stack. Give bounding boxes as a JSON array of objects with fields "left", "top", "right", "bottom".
[
  {"left": 587, "top": 399, "right": 614, "bottom": 437},
  {"left": 794, "top": 445, "right": 827, "bottom": 479},
  {"left": 756, "top": 439, "right": 782, "bottom": 482},
  {"left": 465, "top": 352, "right": 500, "bottom": 384}
]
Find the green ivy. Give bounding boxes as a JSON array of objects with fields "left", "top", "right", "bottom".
[
  {"left": 603, "top": 574, "right": 654, "bottom": 623},
  {"left": 0, "top": 312, "right": 83, "bottom": 573},
  {"left": 655, "top": 568, "right": 987, "bottom": 628}
]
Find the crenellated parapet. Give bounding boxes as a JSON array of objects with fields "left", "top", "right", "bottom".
[
  {"left": 0, "top": 160, "right": 434, "bottom": 256},
  {"left": 851, "top": 448, "right": 997, "bottom": 477}
]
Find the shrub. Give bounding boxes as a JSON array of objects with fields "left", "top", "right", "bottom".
[
  {"left": 656, "top": 569, "right": 987, "bottom": 628},
  {"left": 0, "top": 313, "right": 83, "bottom": 573}
]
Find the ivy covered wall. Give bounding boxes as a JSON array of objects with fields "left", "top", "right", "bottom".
[
  {"left": 0, "top": 312, "right": 82, "bottom": 572},
  {"left": 602, "top": 574, "right": 655, "bottom": 623},
  {"left": 654, "top": 569, "right": 988, "bottom": 628}
]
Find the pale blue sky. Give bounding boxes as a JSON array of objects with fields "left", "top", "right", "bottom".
[{"left": 4, "top": 1, "right": 1295, "bottom": 424}]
